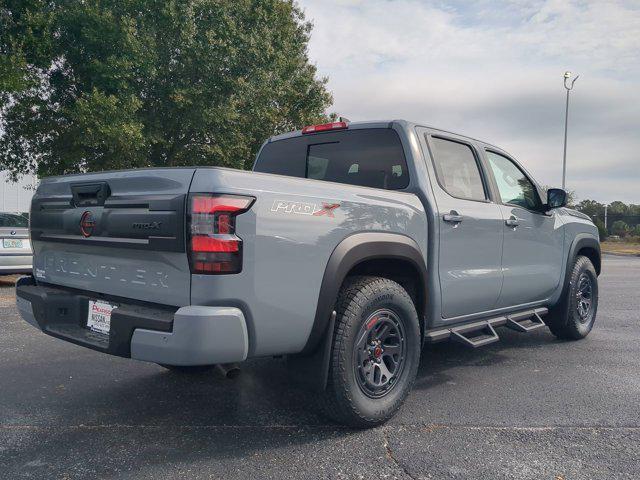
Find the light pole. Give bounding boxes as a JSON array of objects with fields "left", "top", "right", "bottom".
[{"left": 562, "top": 71, "right": 579, "bottom": 190}]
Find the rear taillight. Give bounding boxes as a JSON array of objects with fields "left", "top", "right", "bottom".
[{"left": 187, "top": 194, "right": 254, "bottom": 274}]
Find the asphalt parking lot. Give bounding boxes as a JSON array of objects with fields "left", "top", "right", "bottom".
[{"left": 1, "top": 255, "right": 639, "bottom": 479}]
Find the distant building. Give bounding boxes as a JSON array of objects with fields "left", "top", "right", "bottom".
[{"left": 1, "top": 171, "right": 38, "bottom": 213}]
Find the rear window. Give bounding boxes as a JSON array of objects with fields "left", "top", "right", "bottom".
[
  {"left": 254, "top": 129, "right": 409, "bottom": 190},
  {"left": 0, "top": 213, "right": 28, "bottom": 228}
]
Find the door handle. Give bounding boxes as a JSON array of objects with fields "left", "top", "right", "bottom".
[
  {"left": 505, "top": 216, "right": 519, "bottom": 227},
  {"left": 443, "top": 211, "right": 463, "bottom": 223}
]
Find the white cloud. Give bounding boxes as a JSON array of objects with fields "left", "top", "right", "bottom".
[{"left": 299, "top": 0, "right": 640, "bottom": 203}]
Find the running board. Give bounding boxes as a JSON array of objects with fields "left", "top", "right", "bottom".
[
  {"left": 505, "top": 311, "right": 546, "bottom": 333},
  {"left": 425, "top": 307, "right": 548, "bottom": 348},
  {"left": 451, "top": 322, "right": 499, "bottom": 348}
]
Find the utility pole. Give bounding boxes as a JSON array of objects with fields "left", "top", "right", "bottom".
[
  {"left": 562, "top": 71, "right": 579, "bottom": 190},
  {"left": 604, "top": 204, "right": 608, "bottom": 230}
]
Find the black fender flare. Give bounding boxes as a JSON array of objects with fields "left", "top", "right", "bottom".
[
  {"left": 554, "top": 233, "right": 601, "bottom": 306},
  {"left": 567, "top": 233, "right": 601, "bottom": 274},
  {"left": 294, "top": 232, "right": 427, "bottom": 391},
  {"left": 302, "top": 232, "right": 427, "bottom": 354}
]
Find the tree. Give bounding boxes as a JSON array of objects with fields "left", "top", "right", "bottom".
[
  {"left": 608, "top": 201, "right": 629, "bottom": 216},
  {"left": 575, "top": 199, "right": 605, "bottom": 219},
  {"left": 564, "top": 189, "right": 577, "bottom": 207},
  {"left": 629, "top": 204, "right": 640, "bottom": 216},
  {"left": 611, "top": 220, "right": 629, "bottom": 237},
  {"left": 594, "top": 218, "right": 608, "bottom": 241},
  {"left": 0, "top": 0, "right": 332, "bottom": 178}
]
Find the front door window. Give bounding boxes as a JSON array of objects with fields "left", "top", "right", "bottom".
[{"left": 485, "top": 151, "right": 541, "bottom": 211}]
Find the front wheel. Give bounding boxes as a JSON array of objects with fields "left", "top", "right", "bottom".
[
  {"left": 320, "top": 276, "right": 421, "bottom": 428},
  {"left": 546, "top": 255, "right": 599, "bottom": 340}
]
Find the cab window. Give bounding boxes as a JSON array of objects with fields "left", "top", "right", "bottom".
[
  {"left": 255, "top": 129, "right": 409, "bottom": 190},
  {"left": 429, "top": 137, "right": 486, "bottom": 201},
  {"left": 485, "top": 151, "right": 541, "bottom": 210}
]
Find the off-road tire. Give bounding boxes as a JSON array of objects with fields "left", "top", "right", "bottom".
[
  {"left": 546, "top": 255, "right": 598, "bottom": 340},
  {"left": 320, "top": 276, "right": 421, "bottom": 428}
]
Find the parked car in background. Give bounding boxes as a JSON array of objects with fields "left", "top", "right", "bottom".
[{"left": 0, "top": 212, "right": 32, "bottom": 274}]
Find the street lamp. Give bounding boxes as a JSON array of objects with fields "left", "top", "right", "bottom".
[{"left": 562, "top": 71, "right": 579, "bottom": 190}]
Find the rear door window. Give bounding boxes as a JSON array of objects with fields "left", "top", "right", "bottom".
[
  {"left": 254, "top": 129, "right": 409, "bottom": 190},
  {"left": 429, "top": 137, "right": 487, "bottom": 201}
]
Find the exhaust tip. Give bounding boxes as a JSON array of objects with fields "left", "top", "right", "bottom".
[{"left": 215, "top": 363, "right": 241, "bottom": 379}]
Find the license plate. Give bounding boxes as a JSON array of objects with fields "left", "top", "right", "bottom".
[
  {"left": 87, "top": 300, "right": 115, "bottom": 335},
  {"left": 3, "top": 239, "right": 23, "bottom": 248}
]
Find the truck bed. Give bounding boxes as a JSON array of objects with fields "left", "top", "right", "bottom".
[{"left": 29, "top": 165, "right": 427, "bottom": 356}]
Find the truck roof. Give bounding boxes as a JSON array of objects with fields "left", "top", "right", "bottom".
[{"left": 267, "top": 119, "right": 507, "bottom": 154}]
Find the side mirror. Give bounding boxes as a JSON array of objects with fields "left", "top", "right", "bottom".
[{"left": 546, "top": 188, "right": 568, "bottom": 209}]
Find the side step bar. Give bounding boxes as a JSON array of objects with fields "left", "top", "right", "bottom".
[
  {"left": 505, "top": 310, "right": 546, "bottom": 333},
  {"left": 451, "top": 322, "right": 499, "bottom": 348},
  {"left": 425, "top": 307, "right": 548, "bottom": 348}
]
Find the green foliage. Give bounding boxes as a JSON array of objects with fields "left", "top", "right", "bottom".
[
  {"left": 564, "top": 189, "right": 576, "bottom": 207},
  {"left": 575, "top": 199, "right": 640, "bottom": 242},
  {"left": 594, "top": 218, "right": 607, "bottom": 240},
  {"left": 611, "top": 220, "right": 629, "bottom": 237},
  {"left": 608, "top": 201, "right": 629, "bottom": 215},
  {"left": 0, "top": 0, "right": 333, "bottom": 177},
  {"left": 574, "top": 199, "right": 605, "bottom": 219}
]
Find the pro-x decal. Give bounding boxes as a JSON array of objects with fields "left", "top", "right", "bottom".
[{"left": 271, "top": 200, "right": 340, "bottom": 218}]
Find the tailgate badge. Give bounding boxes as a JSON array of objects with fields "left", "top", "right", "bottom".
[
  {"left": 80, "top": 211, "right": 96, "bottom": 237},
  {"left": 132, "top": 221, "right": 162, "bottom": 230}
]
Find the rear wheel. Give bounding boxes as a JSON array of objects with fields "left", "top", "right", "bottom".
[
  {"left": 546, "top": 255, "right": 598, "bottom": 340},
  {"left": 320, "top": 276, "right": 421, "bottom": 428}
]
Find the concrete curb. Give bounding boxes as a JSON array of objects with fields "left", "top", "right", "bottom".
[{"left": 602, "top": 251, "right": 640, "bottom": 257}]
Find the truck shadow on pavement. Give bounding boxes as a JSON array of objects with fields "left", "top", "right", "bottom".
[
  {"left": 58, "top": 326, "right": 556, "bottom": 429},
  {"left": 413, "top": 326, "right": 558, "bottom": 392},
  {"left": 3, "top": 324, "right": 566, "bottom": 477}
]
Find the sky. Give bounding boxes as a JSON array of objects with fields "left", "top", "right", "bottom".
[{"left": 298, "top": 0, "right": 640, "bottom": 204}]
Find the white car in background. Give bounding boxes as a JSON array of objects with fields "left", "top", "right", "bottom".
[{"left": 0, "top": 213, "right": 32, "bottom": 274}]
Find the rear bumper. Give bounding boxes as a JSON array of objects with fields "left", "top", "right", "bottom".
[
  {"left": 0, "top": 254, "right": 32, "bottom": 273},
  {"left": 130, "top": 306, "right": 248, "bottom": 366},
  {"left": 15, "top": 277, "right": 248, "bottom": 366}
]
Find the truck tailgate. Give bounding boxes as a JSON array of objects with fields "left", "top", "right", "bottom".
[{"left": 30, "top": 168, "right": 196, "bottom": 306}]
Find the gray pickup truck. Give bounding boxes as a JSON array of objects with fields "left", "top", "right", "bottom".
[{"left": 16, "top": 120, "right": 600, "bottom": 427}]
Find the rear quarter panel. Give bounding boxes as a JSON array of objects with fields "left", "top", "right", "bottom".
[{"left": 189, "top": 168, "right": 427, "bottom": 357}]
